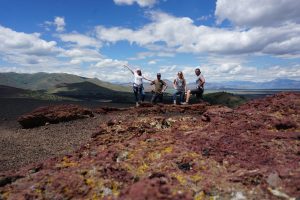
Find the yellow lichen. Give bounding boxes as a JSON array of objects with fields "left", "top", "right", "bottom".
[
  {"left": 61, "top": 156, "right": 77, "bottom": 168},
  {"left": 173, "top": 173, "right": 187, "bottom": 185},
  {"left": 111, "top": 181, "right": 120, "bottom": 197},
  {"left": 2, "top": 191, "right": 10, "bottom": 199},
  {"left": 194, "top": 191, "right": 205, "bottom": 200},
  {"left": 148, "top": 151, "right": 161, "bottom": 160},
  {"left": 190, "top": 174, "right": 202, "bottom": 183},
  {"left": 85, "top": 178, "right": 95, "bottom": 187},
  {"left": 162, "top": 146, "right": 173, "bottom": 154},
  {"left": 137, "top": 162, "right": 149, "bottom": 176}
]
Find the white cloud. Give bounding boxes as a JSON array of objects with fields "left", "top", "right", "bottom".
[
  {"left": 93, "top": 58, "right": 127, "bottom": 68},
  {"left": 148, "top": 60, "right": 156, "bottom": 65},
  {"left": 0, "top": 25, "right": 62, "bottom": 66},
  {"left": 95, "top": 11, "right": 300, "bottom": 57},
  {"left": 197, "top": 14, "right": 212, "bottom": 21},
  {"left": 113, "top": 0, "right": 157, "bottom": 7},
  {"left": 61, "top": 48, "right": 104, "bottom": 64},
  {"left": 215, "top": 0, "right": 300, "bottom": 27},
  {"left": 42, "top": 17, "right": 66, "bottom": 32},
  {"left": 54, "top": 17, "right": 66, "bottom": 32},
  {"left": 58, "top": 33, "right": 101, "bottom": 47}
]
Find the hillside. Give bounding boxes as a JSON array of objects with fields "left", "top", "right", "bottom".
[
  {"left": 0, "top": 85, "right": 72, "bottom": 101},
  {"left": 0, "top": 72, "right": 130, "bottom": 92},
  {"left": 0, "top": 92, "right": 299, "bottom": 199},
  {"left": 49, "top": 81, "right": 133, "bottom": 102}
]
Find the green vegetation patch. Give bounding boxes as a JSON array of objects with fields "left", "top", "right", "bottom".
[{"left": 203, "top": 92, "right": 248, "bottom": 108}]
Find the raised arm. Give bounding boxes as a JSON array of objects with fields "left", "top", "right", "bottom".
[{"left": 123, "top": 65, "right": 134, "bottom": 74}]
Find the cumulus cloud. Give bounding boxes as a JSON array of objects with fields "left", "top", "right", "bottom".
[
  {"left": 93, "top": 58, "right": 127, "bottom": 68},
  {"left": 148, "top": 60, "right": 157, "bottom": 65},
  {"left": 43, "top": 16, "right": 66, "bottom": 32},
  {"left": 215, "top": 0, "right": 300, "bottom": 27},
  {"left": 95, "top": 11, "right": 300, "bottom": 57},
  {"left": 61, "top": 48, "right": 104, "bottom": 64},
  {"left": 54, "top": 17, "right": 66, "bottom": 32},
  {"left": 58, "top": 33, "right": 101, "bottom": 47},
  {"left": 0, "top": 25, "right": 62, "bottom": 65},
  {"left": 113, "top": 0, "right": 157, "bottom": 7}
]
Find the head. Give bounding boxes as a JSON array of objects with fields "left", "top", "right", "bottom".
[
  {"left": 136, "top": 68, "right": 142, "bottom": 75},
  {"left": 177, "top": 71, "right": 184, "bottom": 79},
  {"left": 195, "top": 68, "right": 201, "bottom": 76},
  {"left": 157, "top": 73, "right": 161, "bottom": 80}
]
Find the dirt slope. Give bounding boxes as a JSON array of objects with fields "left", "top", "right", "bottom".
[{"left": 0, "top": 92, "right": 299, "bottom": 200}]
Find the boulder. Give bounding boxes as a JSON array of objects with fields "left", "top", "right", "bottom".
[{"left": 18, "top": 104, "right": 94, "bottom": 128}]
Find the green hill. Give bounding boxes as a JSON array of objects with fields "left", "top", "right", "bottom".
[
  {"left": 203, "top": 92, "right": 247, "bottom": 108},
  {"left": 49, "top": 81, "right": 133, "bottom": 102},
  {"left": 0, "top": 72, "right": 130, "bottom": 92},
  {"left": 0, "top": 85, "right": 73, "bottom": 100}
]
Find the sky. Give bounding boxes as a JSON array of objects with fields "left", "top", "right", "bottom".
[{"left": 0, "top": 0, "right": 300, "bottom": 83}]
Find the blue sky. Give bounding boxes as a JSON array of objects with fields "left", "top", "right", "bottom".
[{"left": 0, "top": 0, "right": 300, "bottom": 83}]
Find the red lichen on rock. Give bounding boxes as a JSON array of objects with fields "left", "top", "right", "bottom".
[{"left": 2, "top": 92, "right": 299, "bottom": 199}]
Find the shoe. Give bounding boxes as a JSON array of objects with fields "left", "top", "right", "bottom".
[
  {"left": 173, "top": 100, "right": 176, "bottom": 105},
  {"left": 136, "top": 102, "right": 140, "bottom": 107},
  {"left": 181, "top": 102, "right": 188, "bottom": 105}
]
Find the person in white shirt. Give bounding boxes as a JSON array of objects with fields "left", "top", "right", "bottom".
[
  {"left": 183, "top": 68, "right": 205, "bottom": 104},
  {"left": 124, "top": 65, "right": 152, "bottom": 107}
]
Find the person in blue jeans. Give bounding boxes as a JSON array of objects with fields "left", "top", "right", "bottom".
[
  {"left": 124, "top": 65, "right": 152, "bottom": 107},
  {"left": 173, "top": 71, "right": 187, "bottom": 105}
]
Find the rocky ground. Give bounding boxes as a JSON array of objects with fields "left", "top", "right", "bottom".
[{"left": 0, "top": 92, "right": 299, "bottom": 200}]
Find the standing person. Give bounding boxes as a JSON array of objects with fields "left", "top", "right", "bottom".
[
  {"left": 183, "top": 68, "right": 205, "bottom": 104},
  {"left": 150, "top": 73, "right": 168, "bottom": 104},
  {"left": 123, "top": 65, "right": 152, "bottom": 107},
  {"left": 173, "top": 71, "right": 187, "bottom": 105}
]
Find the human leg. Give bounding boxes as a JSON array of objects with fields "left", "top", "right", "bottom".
[
  {"left": 185, "top": 90, "right": 191, "bottom": 103},
  {"left": 140, "top": 87, "right": 145, "bottom": 102},
  {"left": 158, "top": 93, "right": 163, "bottom": 103},
  {"left": 173, "top": 91, "right": 178, "bottom": 104},
  {"left": 133, "top": 86, "right": 139, "bottom": 102},
  {"left": 179, "top": 91, "right": 185, "bottom": 103},
  {"left": 151, "top": 93, "right": 158, "bottom": 104}
]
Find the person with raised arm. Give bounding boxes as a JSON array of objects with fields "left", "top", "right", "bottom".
[{"left": 123, "top": 65, "right": 152, "bottom": 107}]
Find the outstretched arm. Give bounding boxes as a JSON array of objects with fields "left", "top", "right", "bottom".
[
  {"left": 142, "top": 76, "right": 152, "bottom": 82},
  {"left": 123, "top": 65, "right": 134, "bottom": 74}
]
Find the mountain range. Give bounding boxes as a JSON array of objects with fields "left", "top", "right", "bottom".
[
  {"left": 204, "top": 78, "right": 300, "bottom": 89},
  {"left": 0, "top": 72, "right": 133, "bottom": 102},
  {"left": 0, "top": 72, "right": 299, "bottom": 94}
]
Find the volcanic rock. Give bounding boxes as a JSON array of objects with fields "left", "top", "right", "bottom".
[
  {"left": 18, "top": 104, "right": 94, "bottom": 128},
  {"left": 1, "top": 92, "right": 299, "bottom": 199}
]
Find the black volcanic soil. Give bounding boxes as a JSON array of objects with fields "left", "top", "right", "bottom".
[
  {"left": 0, "top": 98, "right": 131, "bottom": 172},
  {"left": 0, "top": 115, "right": 108, "bottom": 172}
]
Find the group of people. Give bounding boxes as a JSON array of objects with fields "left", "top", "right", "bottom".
[{"left": 124, "top": 65, "right": 205, "bottom": 107}]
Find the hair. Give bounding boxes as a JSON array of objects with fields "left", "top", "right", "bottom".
[
  {"left": 136, "top": 70, "right": 142, "bottom": 75},
  {"left": 195, "top": 68, "right": 200, "bottom": 72},
  {"left": 175, "top": 71, "right": 186, "bottom": 85}
]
